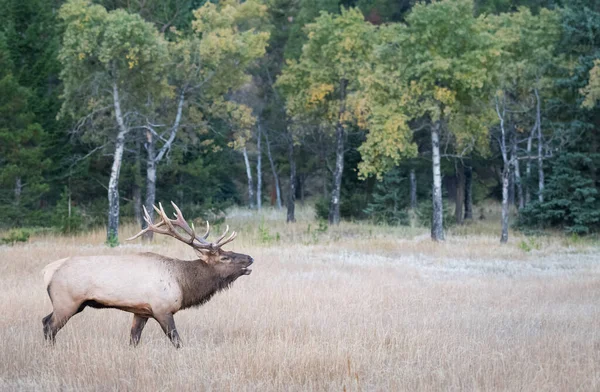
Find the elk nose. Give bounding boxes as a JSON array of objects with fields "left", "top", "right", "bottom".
[{"left": 248, "top": 257, "right": 254, "bottom": 265}]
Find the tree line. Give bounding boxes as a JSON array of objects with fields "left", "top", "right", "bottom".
[{"left": 0, "top": 0, "right": 599, "bottom": 243}]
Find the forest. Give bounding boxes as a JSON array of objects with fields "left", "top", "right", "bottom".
[{"left": 1, "top": 0, "right": 599, "bottom": 243}]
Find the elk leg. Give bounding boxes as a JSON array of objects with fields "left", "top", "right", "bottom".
[
  {"left": 42, "top": 306, "right": 77, "bottom": 344},
  {"left": 42, "top": 313, "right": 54, "bottom": 342},
  {"left": 155, "top": 313, "right": 182, "bottom": 349},
  {"left": 130, "top": 314, "right": 148, "bottom": 347}
]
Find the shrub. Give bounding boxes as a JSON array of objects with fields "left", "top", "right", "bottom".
[
  {"left": 364, "top": 168, "right": 409, "bottom": 225},
  {"left": 1, "top": 228, "right": 30, "bottom": 244},
  {"left": 52, "top": 189, "right": 83, "bottom": 234},
  {"left": 517, "top": 153, "right": 600, "bottom": 234},
  {"left": 415, "top": 199, "right": 455, "bottom": 229}
]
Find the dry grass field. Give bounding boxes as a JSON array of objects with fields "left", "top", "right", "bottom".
[{"left": 1, "top": 206, "right": 599, "bottom": 391}]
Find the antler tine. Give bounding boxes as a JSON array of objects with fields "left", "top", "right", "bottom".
[
  {"left": 126, "top": 205, "right": 169, "bottom": 241},
  {"left": 215, "top": 225, "right": 229, "bottom": 243},
  {"left": 157, "top": 202, "right": 175, "bottom": 232},
  {"left": 216, "top": 231, "right": 237, "bottom": 248},
  {"left": 128, "top": 201, "right": 238, "bottom": 250},
  {"left": 170, "top": 201, "right": 204, "bottom": 244},
  {"left": 202, "top": 221, "right": 210, "bottom": 239}
]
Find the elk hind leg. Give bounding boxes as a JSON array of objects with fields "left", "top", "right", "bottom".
[
  {"left": 155, "top": 313, "right": 182, "bottom": 349},
  {"left": 42, "top": 313, "right": 54, "bottom": 342},
  {"left": 42, "top": 301, "right": 81, "bottom": 344},
  {"left": 130, "top": 314, "right": 148, "bottom": 347}
]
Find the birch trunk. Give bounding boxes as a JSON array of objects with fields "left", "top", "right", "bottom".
[
  {"left": 328, "top": 124, "right": 345, "bottom": 225},
  {"left": 409, "top": 168, "right": 417, "bottom": 210},
  {"left": 144, "top": 131, "right": 157, "bottom": 241},
  {"left": 286, "top": 135, "right": 296, "bottom": 223},
  {"left": 256, "top": 124, "right": 262, "bottom": 210},
  {"left": 242, "top": 146, "right": 255, "bottom": 209},
  {"left": 464, "top": 165, "right": 473, "bottom": 220},
  {"left": 264, "top": 127, "right": 282, "bottom": 209},
  {"left": 107, "top": 80, "right": 128, "bottom": 243},
  {"left": 133, "top": 141, "right": 143, "bottom": 228},
  {"left": 496, "top": 98, "right": 510, "bottom": 244},
  {"left": 512, "top": 133, "right": 524, "bottom": 210},
  {"left": 431, "top": 121, "right": 445, "bottom": 241},
  {"left": 328, "top": 79, "right": 347, "bottom": 226},
  {"left": 500, "top": 167, "right": 510, "bottom": 243},
  {"left": 14, "top": 177, "right": 22, "bottom": 206},
  {"left": 535, "top": 88, "right": 544, "bottom": 203},
  {"left": 525, "top": 128, "right": 534, "bottom": 205},
  {"left": 143, "top": 91, "right": 186, "bottom": 241}
]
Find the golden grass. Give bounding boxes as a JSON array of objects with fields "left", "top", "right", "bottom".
[{"left": 1, "top": 206, "right": 599, "bottom": 391}]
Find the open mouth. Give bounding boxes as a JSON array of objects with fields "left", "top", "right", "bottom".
[
  {"left": 242, "top": 267, "right": 252, "bottom": 275},
  {"left": 242, "top": 258, "right": 253, "bottom": 275}
]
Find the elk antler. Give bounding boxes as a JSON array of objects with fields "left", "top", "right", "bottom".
[{"left": 127, "top": 201, "right": 237, "bottom": 251}]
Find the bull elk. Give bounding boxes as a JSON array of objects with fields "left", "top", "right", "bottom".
[{"left": 42, "top": 202, "right": 253, "bottom": 348}]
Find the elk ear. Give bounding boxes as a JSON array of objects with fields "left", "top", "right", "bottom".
[
  {"left": 194, "top": 248, "right": 219, "bottom": 262},
  {"left": 194, "top": 249, "right": 211, "bottom": 259}
]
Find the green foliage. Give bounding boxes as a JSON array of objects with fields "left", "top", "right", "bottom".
[
  {"left": 518, "top": 153, "right": 600, "bottom": 234},
  {"left": 0, "top": 33, "right": 50, "bottom": 227},
  {"left": 314, "top": 197, "right": 330, "bottom": 220},
  {"left": 51, "top": 189, "right": 83, "bottom": 234},
  {"left": 357, "top": 0, "right": 500, "bottom": 178},
  {"left": 364, "top": 168, "right": 409, "bottom": 225},
  {"left": 258, "top": 218, "right": 280, "bottom": 244},
  {"left": 305, "top": 220, "right": 328, "bottom": 243},
  {"left": 0, "top": 0, "right": 597, "bottom": 241},
  {"left": 277, "top": 8, "right": 374, "bottom": 132},
  {"left": 1, "top": 228, "right": 31, "bottom": 244},
  {"left": 105, "top": 231, "right": 119, "bottom": 247},
  {"left": 581, "top": 59, "right": 600, "bottom": 108},
  {"left": 517, "top": 236, "right": 542, "bottom": 252},
  {"left": 58, "top": 0, "right": 169, "bottom": 122},
  {"left": 416, "top": 199, "right": 455, "bottom": 229}
]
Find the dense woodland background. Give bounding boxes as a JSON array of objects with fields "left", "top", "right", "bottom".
[{"left": 0, "top": 0, "right": 599, "bottom": 243}]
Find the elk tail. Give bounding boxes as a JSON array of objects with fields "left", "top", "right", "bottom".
[{"left": 42, "top": 258, "right": 69, "bottom": 288}]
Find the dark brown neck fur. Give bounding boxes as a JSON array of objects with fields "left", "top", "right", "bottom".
[{"left": 142, "top": 252, "right": 243, "bottom": 310}]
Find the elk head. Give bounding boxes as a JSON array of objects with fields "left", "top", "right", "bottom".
[{"left": 128, "top": 202, "right": 253, "bottom": 276}]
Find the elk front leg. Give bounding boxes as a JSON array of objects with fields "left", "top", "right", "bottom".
[
  {"left": 155, "top": 313, "right": 182, "bottom": 349},
  {"left": 130, "top": 314, "right": 148, "bottom": 347}
]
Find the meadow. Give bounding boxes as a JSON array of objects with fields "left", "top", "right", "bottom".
[{"left": 1, "top": 206, "right": 599, "bottom": 391}]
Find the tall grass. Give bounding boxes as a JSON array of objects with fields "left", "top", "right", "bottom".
[{"left": 1, "top": 206, "right": 599, "bottom": 391}]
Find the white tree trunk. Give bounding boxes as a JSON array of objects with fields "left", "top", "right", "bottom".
[
  {"left": 107, "top": 80, "right": 128, "bottom": 243},
  {"left": 133, "top": 140, "right": 143, "bottom": 227},
  {"left": 496, "top": 97, "right": 511, "bottom": 244},
  {"left": 501, "top": 168, "right": 510, "bottom": 243},
  {"left": 242, "top": 146, "right": 255, "bottom": 209},
  {"left": 535, "top": 88, "right": 544, "bottom": 203},
  {"left": 264, "top": 127, "right": 282, "bottom": 209},
  {"left": 431, "top": 121, "right": 444, "bottom": 241},
  {"left": 525, "top": 127, "right": 534, "bottom": 206},
  {"left": 328, "top": 123, "right": 345, "bottom": 225},
  {"left": 512, "top": 133, "right": 524, "bottom": 210},
  {"left": 328, "top": 79, "right": 347, "bottom": 226},
  {"left": 256, "top": 124, "right": 262, "bottom": 210},
  {"left": 143, "top": 91, "right": 185, "bottom": 241},
  {"left": 14, "top": 176, "right": 22, "bottom": 206},
  {"left": 286, "top": 134, "right": 296, "bottom": 222},
  {"left": 144, "top": 131, "right": 157, "bottom": 241},
  {"left": 409, "top": 168, "right": 417, "bottom": 210}
]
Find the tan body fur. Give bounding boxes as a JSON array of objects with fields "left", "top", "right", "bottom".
[
  {"left": 45, "top": 254, "right": 183, "bottom": 317},
  {"left": 42, "top": 250, "right": 253, "bottom": 348}
]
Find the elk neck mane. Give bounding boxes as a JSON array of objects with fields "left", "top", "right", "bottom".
[{"left": 142, "top": 252, "right": 241, "bottom": 310}]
